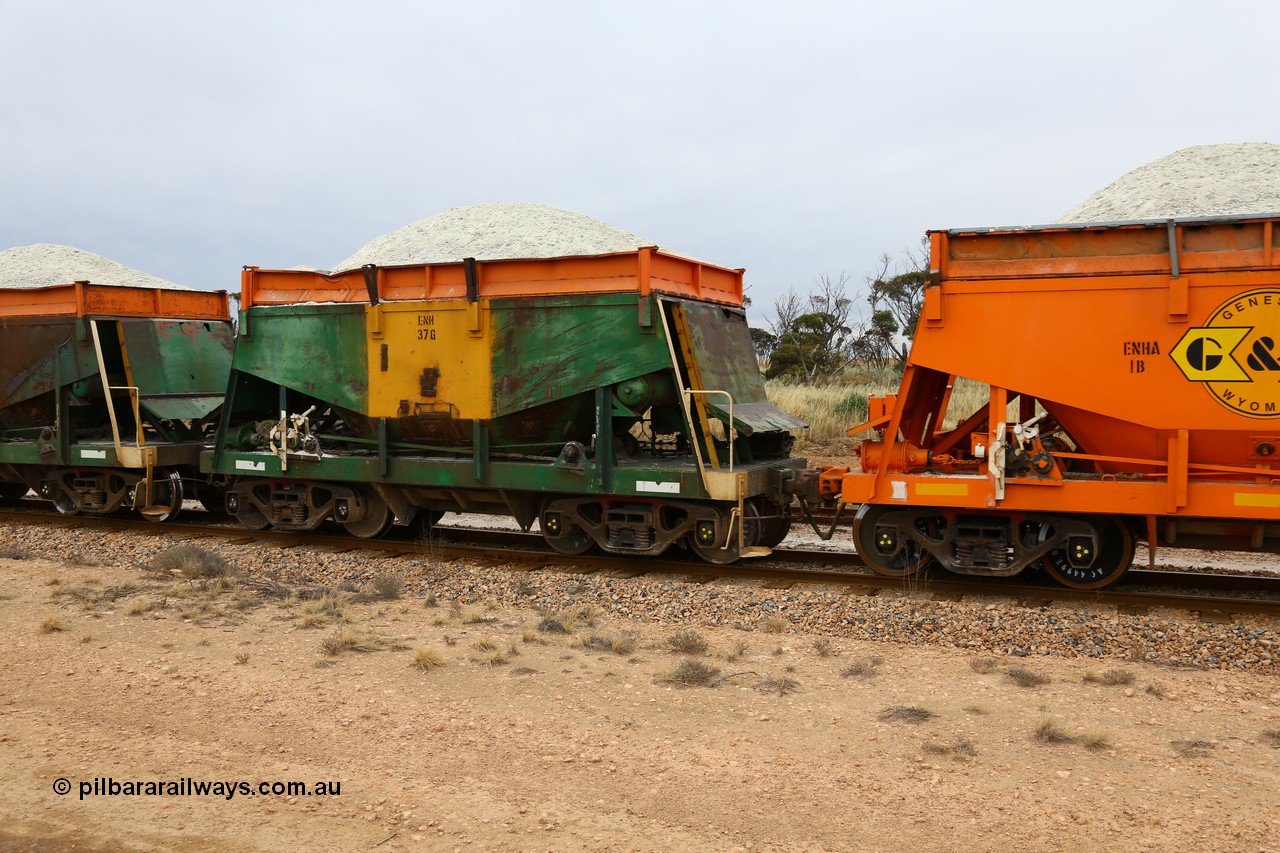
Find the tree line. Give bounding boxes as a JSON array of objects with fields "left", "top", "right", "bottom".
[{"left": 751, "top": 242, "right": 929, "bottom": 382}]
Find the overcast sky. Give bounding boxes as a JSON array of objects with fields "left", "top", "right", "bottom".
[{"left": 3, "top": 1, "right": 1277, "bottom": 322}]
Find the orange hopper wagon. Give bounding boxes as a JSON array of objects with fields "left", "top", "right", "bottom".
[{"left": 841, "top": 214, "right": 1280, "bottom": 588}]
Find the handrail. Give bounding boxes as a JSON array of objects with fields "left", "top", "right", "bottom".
[{"left": 682, "top": 389, "right": 736, "bottom": 479}]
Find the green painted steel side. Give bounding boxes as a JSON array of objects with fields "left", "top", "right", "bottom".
[
  {"left": 121, "top": 319, "right": 234, "bottom": 420},
  {"left": 233, "top": 304, "right": 370, "bottom": 414},
  {"left": 489, "top": 294, "right": 670, "bottom": 418},
  {"left": 204, "top": 448, "right": 802, "bottom": 501}
]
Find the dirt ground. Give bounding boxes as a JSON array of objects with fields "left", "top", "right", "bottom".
[{"left": 2, "top": 549, "right": 1279, "bottom": 853}]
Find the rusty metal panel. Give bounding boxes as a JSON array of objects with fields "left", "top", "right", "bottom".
[{"left": 674, "top": 300, "right": 806, "bottom": 434}]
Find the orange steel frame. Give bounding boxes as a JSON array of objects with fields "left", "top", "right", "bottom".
[
  {"left": 240, "top": 248, "right": 745, "bottom": 309},
  {"left": 841, "top": 215, "right": 1280, "bottom": 525},
  {"left": 0, "top": 282, "right": 230, "bottom": 320}
]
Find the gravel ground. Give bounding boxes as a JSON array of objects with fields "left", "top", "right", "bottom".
[
  {"left": 1056, "top": 142, "right": 1280, "bottom": 223},
  {"left": 2, "top": 518, "right": 1276, "bottom": 674},
  {"left": 0, "top": 243, "right": 190, "bottom": 290},
  {"left": 331, "top": 202, "right": 684, "bottom": 273}
]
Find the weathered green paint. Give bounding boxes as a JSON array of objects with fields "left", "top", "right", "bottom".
[
  {"left": 204, "top": 448, "right": 800, "bottom": 500},
  {"left": 231, "top": 304, "right": 370, "bottom": 414},
  {"left": 0, "top": 442, "right": 202, "bottom": 467},
  {"left": 121, "top": 319, "right": 233, "bottom": 418},
  {"left": 1, "top": 315, "right": 232, "bottom": 473},
  {"left": 489, "top": 294, "right": 670, "bottom": 418}
]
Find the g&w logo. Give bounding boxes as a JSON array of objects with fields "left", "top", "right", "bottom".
[{"left": 1170, "top": 289, "right": 1280, "bottom": 418}]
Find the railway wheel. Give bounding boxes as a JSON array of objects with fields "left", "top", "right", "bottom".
[
  {"left": 45, "top": 482, "right": 80, "bottom": 517},
  {"left": 1040, "top": 515, "right": 1134, "bottom": 589},
  {"left": 197, "top": 482, "right": 230, "bottom": 516},
  {"left": 852, "top": 504, "right": 932, "bottom": 578},
  {"left": 756, "top": 499, "right": 791, "bottom": 549},
  {"left": 689, "top": 503, "right": 762, "bottom": 565},
  {"left": 343, "top": 490, "right": 394, "bottom": 539},
  {"left": 234, "top": 497, "right": 271, "bottom": 531},
  {"left": 541, "top": 504, "right": 594, "bottom": 555},
  {"left": 138, "top": 469, "right": 184, "bottom": 523}
]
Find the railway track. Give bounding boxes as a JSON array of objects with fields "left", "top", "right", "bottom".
[{"left": 3, "top": 507, "right": 1279, "bottom": 619}]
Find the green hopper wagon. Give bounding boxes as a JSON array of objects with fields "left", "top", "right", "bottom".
[
  {"left": 209, "top": 249, "right": 809, "bottom": 562},
  {"left": 0, "top": 282, "right": 234, "bottom": 520}
]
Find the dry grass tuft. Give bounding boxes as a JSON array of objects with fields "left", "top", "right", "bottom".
[
  {"left": 1034, "top": 714, "right": 1075, "bottom": 744},
  {"left": 878, "top": 705, "right": 935, "bottom": 723},
  {"left": 963, "top": 703, "right": 992, "bottom": 716},
  {"left": 1260, "top": 729, "right": 1280, "bottom": 748},
  {"left": 319, "top": 626, "right": 382, "bottom": 657},
  {"left": 297, "top": 590, "right": 350, "bottom": 628},
  {"left": 582, "top": 634, "right": 635, "bottom": 655},
  {"left": 234, "top": 652, "right": 250, "bottom": 665},
  {"left": 38, "top": 614, "right": 67, "bottom": 633},
  {"left": 1083, "top": 668, "right": 1135, "bottom": 686},
  {"left": 757, "top": 675, "right": 800, "bottom": 696},
  {"left": 724, "top": 640, "right": 748, "bottom": 661},
  {"left": 537, "top": 605, "right": 597, "bottom": 634},
  {"left": 760, "top": 615, "right": 787, "bottom": 634},
  {"left": 461, "top": 606, "right": 496, "bottom": 625},
  {"left": 298, "top": 612, "right": 327, "bottom": 629},
  {"left": 841, "top": 655, "right": 883, "bottom": 679},
  {"left": 473, "top": 636, "right": 499, "bottom": 652},
  {"left": 1005, "top": 666, "right": 1050, "bottom": 688},
  {"left": 665, "top": 629, "right": 709, "bottom": 655},
  {"left": 0, "top": 546, "right": 33, "bottom": 560},
  {"left": 1082, "top": 731, "right": 1113, "bottom": 750},
  {"left": 969, "top": 657, "right": 999, "bottom": 674},
  {"left": 1145, "top": 682, "right": 1169, "bottom": 699},
  {"left": 661, "top": 659, "right": 721, "bottom": 687},
  {"left": 149, "top": 545, "right": 230, "bottom": 580},
  {"left": 811, "top": 637, "right": 834, "bottom": 657},
  {"left": 481, "top": 649, "right": 508, "bottom": 667},
  {"left": 923, "top": 738, "right": 977, "bottom": 759},
  {"left": 368, "top": 572, "right": 404, "bottom": 601},
  {"left": 411, "top": 646, "right": 445, "bottom": 671}
]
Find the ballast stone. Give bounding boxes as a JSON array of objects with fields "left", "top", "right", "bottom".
[
  {"left": 1056, "top": 142, "right": 1280, "bottom": 224},
  {"left": 0, "top": 243, "right": 191, "bottom": 290}
]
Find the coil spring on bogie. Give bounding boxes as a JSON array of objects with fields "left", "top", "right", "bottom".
[
  {"left": 953, "top": 541, "right": 1013, "bottom": 568},
  {"left": 607, "top": 525, "right": 653, "bottom": 550},
  {"left": 271, "top": 505, "right": 308, "bottom": 525}
]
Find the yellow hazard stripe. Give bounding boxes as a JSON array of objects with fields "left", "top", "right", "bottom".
[
  {"left": 915, "top": 482, "right": 969, "bottom": 497},
  {"left": 1234, "top": 492, "right": 1280, "bottom": 508}
]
